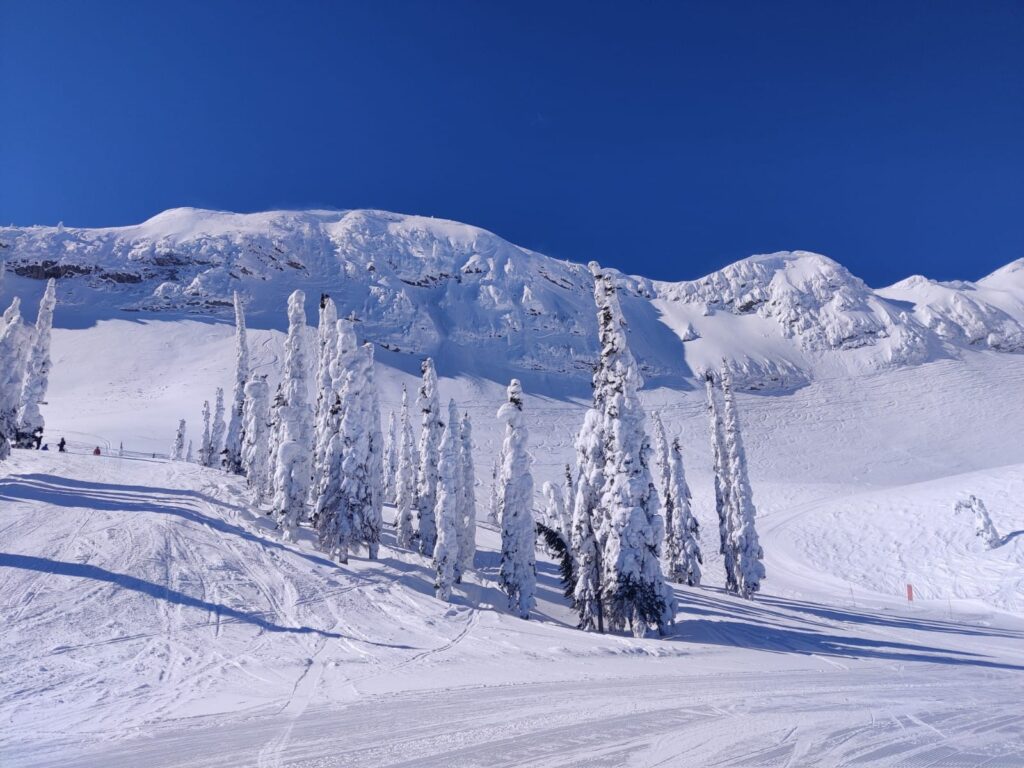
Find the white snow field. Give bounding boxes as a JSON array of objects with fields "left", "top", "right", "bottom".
[{"left": 2, "top": 209, "right": 1024, "bottom": 766}]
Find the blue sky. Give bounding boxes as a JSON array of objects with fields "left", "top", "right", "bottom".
[{"left": 1, "top": 1, "right": 1022, "bottom": 285}]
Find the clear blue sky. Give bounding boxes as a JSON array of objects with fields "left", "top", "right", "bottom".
[{"left": 2, "top": 1, "right": 1022, "bottom": 285}]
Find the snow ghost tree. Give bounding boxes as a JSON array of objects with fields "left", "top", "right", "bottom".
[
  {"left": 383, "top": 410, "right": 398, "bottom": 504},
  {"left": 271, "top": 290, "right": 314, "bottom": 541},
  {"left": 210, "top": 387, "right": 227, "bottom": 467},
  {"left": 432, "top": 399, "right": 462, "bottom": 601},
  {"left": 571, "top": 408, "right": 606, "bottom": 632},
  {"left": 241, "top": 375, "right": 272, "bottom": 504},
  {"left": 0, "top": 298, "right": 28, "bottom": 461},
  {"left": 311, "top": 318, "right": 357, "bottom": 519},
  {"left": 705, "top": 372, "right": 737, "bottom": 593},
  {"left": 415, "top": 357, "right": 443, "bottom": 555},
  {"left": 664, "top": 437, "right": 703, "bottom": 586},
  {"left": 361, "top": 343, "right": 384, "bottom": 559},
  {"left": 15, "top": 278, "right": 57, "bottom": 448},
  {"left": 954, "top": 495, "right": 1002, "bottom": 549},
  {"left": 171, "top": 419, "right": 187, "bottom": 461},
  {"left": 719, "top": 364, "right": 765, "bottom": 599},
  {"left": 456, "top": 411, "right": 477, "bottom": 580},
  {"left": 588, "top": 262, "right": 675, "bottom": 637},
  {"left": 497, "top": 379, "right": 537, "bottom": 620},
  {"left": 185, "top": 440, "right": 193, "bottom": 463},
  {"left": 311, "top": 296, "right": 338, "bottom": 497},
  {"left": 200, "top": 400, "right": 213, "bottom": 467},
  {"left": 542, "top": 481, "right": 569, "bottom": 541},
  {"left": 223, "top": 292, "right": 250, "bottom": 474},
  {"left": 394, "top": 386, "right": 417, "bottom": 548}
]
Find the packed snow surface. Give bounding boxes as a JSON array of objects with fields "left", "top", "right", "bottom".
[{"left": 1, "top": 208, "right": 1023, "bottom": 766}]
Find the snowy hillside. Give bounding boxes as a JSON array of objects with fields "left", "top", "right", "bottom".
[
  {"left": 3, "top": 208, "right": 1024, "bottom": 390},
  {"left": 2, "top": 208, "right": 1024, "bottom": 766}
]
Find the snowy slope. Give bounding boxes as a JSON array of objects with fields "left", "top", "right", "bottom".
[{"left": 2, "top": 208, "right": 1024, "bottom": 766}]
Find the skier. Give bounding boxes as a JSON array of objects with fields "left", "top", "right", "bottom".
[
  {"left": 92, "top": 446, "right": 101, "bottom": 456},
  {"left": 57, "top": 437, "right": 67, "bottom": 453}
]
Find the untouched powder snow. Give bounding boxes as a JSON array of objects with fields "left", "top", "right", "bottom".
[{"left": 1, "top": 207, "right": 1024, "bottom": 765}]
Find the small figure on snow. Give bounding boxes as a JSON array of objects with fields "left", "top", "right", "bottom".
[{"left": 58, "top": 437, "right": 67, "bottom": 453}]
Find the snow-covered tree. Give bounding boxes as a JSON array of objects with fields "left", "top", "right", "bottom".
[
  {"left": 200, "top": 400, "right": 213, "bottom": 467},
  {"left": 171, "top": 419, "right": 187, "bottom": 461},
  {"left": 383, "top": 410, "right": 398, "bottom": 504},
  {"left": 15, "top": 278, "right": 57, "bottom": 448},
  {"left": 432, "top": 399, "right": 462, "bottom": 601},
  {"left": 185, "top": 439, "right": 193, "bottom": 463},
  {"left": 571, "top": 408, "right": 605, "bottom": 632},
  {"left": 456, "top": 411, "right": 477, "bottom": 580},
  {"left": 488, "top": 449, "right": 503, "bottom": 524},
  {"left": 0, "top": 299, "right": 28, "bottom": 461},
  {"left": 362, "top": 344, "right": 384, "bottom": 559},
  {"left": 719, "top": 364, "right": 765, "bottom": 599},
  {"left": 415, "top": 357, "right": 443, "bottom": 555},
  {"left": 497, "top": 379, "right": 536, "bottom": 620},
  {"left": 589, "top": 262, "right": 674, "bottom": 637},
  {"left": 271, "top": 290, "right": 314, "bottom": 541},
  {"left": 955, "top": 495, "right": 1002, "bottom": 549},
  {"left": 311, "top": 318, "right": 358, "bottom": 519},
  {"left": 210, "top": 387, "right": 226, "bottom": 467},
  {"left": 241, "top": 375, "right": 272, "bottom": 504},
  {"left": 394, "top": 386, "right": 417, "bottom": 548},
  {"left": 705, "top": 372, "right": 737, "bottom": 593},
  {"left": 664, "top": 437, "right": 703, "bottom": 586},
  {"left": 311, "top": 296, "right": 339, "bottom": 498},
  {"left": 542, "top": 481, "right": 568, "bottom": 538},
  {"left": 223, "top": 291, "right": 250, "bottom": 474}
]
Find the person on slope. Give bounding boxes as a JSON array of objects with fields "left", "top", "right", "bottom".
[
  {"left": 57, "top": 437, "right": 67, "bottom": 453},
  {"left": 92, "top": 446, "right": 101, "bottom": 456}
]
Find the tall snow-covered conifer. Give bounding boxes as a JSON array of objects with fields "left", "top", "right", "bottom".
[
  {"left": 571, "top": 409, "right": 605, "bottom": 632},
  {"left": 200, "top": 400, "right": 213, "bottom": 467},
  {"left": 432, "top": 399, "right": 462, "bottom": 601},
  {"left": 361, "top": 344, "right": 384, "bottom": 558},
  {"left": 497, "top": 379, "right": 537, "bottom": 620},
  {"left": 210, "top": 387, "right": 226, "bottom": 467},
  {"left": 171, "top": 419, "right": 187, "bottom": 461},
  {"left": 15, "top": 279, "right": 57, "bottom": 448},
  {"left": 271, "top": 290, "right": 314, "bottom": 541},
  {"left": 456, "top": 411, "right": 477, "bottom": 580},
  {"left": 415, "top": 358, "right": 442, "bottom": 554},
  {"left": 311, "top": 296, "right": 339, "bottom": 498},
  {"left": 383, "top": 410, "right": 398, "bottom": 504},
  {"left": 589, "top": 262, "right": 675, "bottom": 637},
  {"left": 719, "top": 364, "right": 765, "bottom": 598},
  {"left": 664, "top": 437, "right": 703, "bottom": 586},
  {"left": 705, "top": 373, "right": 737, "bottom": 592},
  {"left": 394, "top": 386, "right": 417, "bottom": 548},
  {"left": 0, "top": 299, "right": 28, "bottom": 461},
  {"left": 223, "top": 292, "right": 250, "bottom": 474},
  {"left": 241, "top": 375, "right": 272, "bottom": 504}
]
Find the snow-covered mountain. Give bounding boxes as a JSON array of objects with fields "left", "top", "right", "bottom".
[{"left": 3, "top": 208, "right": 1022, "bottom": 390}]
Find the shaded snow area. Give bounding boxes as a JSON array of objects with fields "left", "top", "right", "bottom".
[{"left": 1, "top": 208, "right": 1024, "bottom": 766}]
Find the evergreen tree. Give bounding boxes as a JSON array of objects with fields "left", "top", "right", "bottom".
[
  {"left": 210, "top": 387, "right": 227, "bottom": 467},
  {"left": 383, "top": 410, "right": 398, "bottom": 504},
  {"left": 0, "top": 299, "right": 28, "bottom": 461},
  {"left": 542, "top": 481, "right": 568, "bottom": 538},
  {"left": 719, "top": 364, "right": 765, "bottom": 598},
  {"left": 185, "top": 439, "right": 193, "bottom": 463},
  {"left": 456, "top": 411, "right": 477, "bottom": 580},
  {"left": 571, "top": 409, "right": 605, "bottom": 632},
  {"left": 223, "top": 292, "right": 250, "bottom": 474},
  {"left": 272, "top": 290, "right": 314, "bottom": 541},
  {"left": 361, "top": 344, "right": 384, "bottom": 559},
  {"left": 200, "top": 400, "right": 212, "bottom": 467},
  {"left": 432, "top": 399, "right": 461, "bottom": 601},
  {"left": 497, "top": 379, "right": 537, "bottom": 620},
  {"left": 241, "top": 374, "right": 272, "bottom": 504},
  {"left": 589, "top": 262, "right": 674, "bottom": 637},
  {"left": 705, "top": 372, "right": 737, "bottom": 593},
  {"left": 15, "top": 278, "right": 57, "bottom": 448},
  {"left": 664, "top": 437, "right": 703, "bottom": 586},
  {"left": 394, "top": 386, "right": 417, "bottom": 548},
  {"left": 488, "top": 449, "right": 504, "bottom": 524},
  {"left": 311, "top": 319, "right": 358, "bottom": 519},
  {"left": 311, "top": 296, "right": 339, "bottom": 500},
  {"left": 171, "top": 419, "right": 187, "bottom": 461},
  {"left": 415, "top": 358, "right": 442, "bottom": 554}
]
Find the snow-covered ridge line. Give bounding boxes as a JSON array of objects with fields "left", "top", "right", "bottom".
[{"left": 1, "top": 208, "right": 1022, "bottom": 387}]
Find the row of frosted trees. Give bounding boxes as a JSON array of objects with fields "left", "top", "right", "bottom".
[
  {"left": 0, "top": 266, "right": 58, "bottom": 460},
  {"left": 174, "top": 266, "right": 764, "bottom": 637}
]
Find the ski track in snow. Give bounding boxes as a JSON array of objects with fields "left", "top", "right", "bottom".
[{"left": 2, "top": 322, "right": 1024, "bottom": 765}]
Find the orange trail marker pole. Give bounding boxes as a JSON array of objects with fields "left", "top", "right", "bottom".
[{"left": 906, "top": 584, "right": 914, "bottom": 602}]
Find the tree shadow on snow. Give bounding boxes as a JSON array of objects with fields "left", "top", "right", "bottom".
[{"left": 0, "top": 473, "right": 343, "bottom": 572}]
